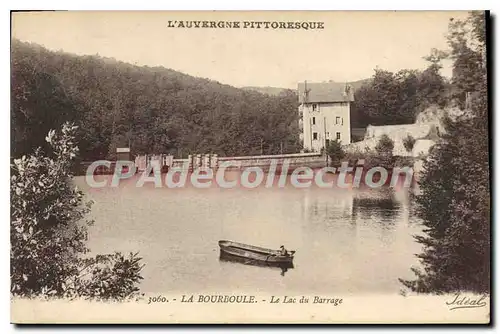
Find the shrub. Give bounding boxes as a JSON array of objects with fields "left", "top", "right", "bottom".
[
  {"left": 394, "top": 156, "right": 415, "bottom": 168},
  {"left": 375, "top": 134, "right": 395, "bottom": 156},
  {"left": 373, "top": 135, "right": 395, "bottom": 169},
  {"left": 11, "top": 122, "right": 144, "bottom": 300},
  {"left": 326, "top": 139, "right": 346, "bottom": 166},
  {"left": 403, "top": 134, "right": 416, "bottom": 153}
]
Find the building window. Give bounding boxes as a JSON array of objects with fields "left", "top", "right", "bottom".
[
  {"left": 336, "top": 116, "right": 341, "bottom": 125},
  {"left": 312, "top": 104, "right": 318, "bottom": 111},
  {"left": 313, "top": 132, "right": 318, "bottom": 140},
  {"left": 312, "top": 117, "right": 316, "bottom": 125},
  {"left": 336, "top": 132, "right": 341, "bottom": 141},
  {"left": 326, "top": 132, "right": 330, "bottom": 138}
]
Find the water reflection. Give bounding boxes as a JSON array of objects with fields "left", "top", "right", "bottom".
[
  {"left": 303, "top": 191, "right": 355, "bottom": 223},
  {"left": 352, "top": 194, "right": 400, "bottom": 222},
  {"left": 302, "top": 189, "right": 401, "bottom": 223},
  {"left": 219, "top": 252, "right": 294, "bottom": 276},
  {"left": 77, "top": 174, "right": 422, "bottom": 295},
  {"left": 300, "top": 188, "right": 404, "bottom": 242}
]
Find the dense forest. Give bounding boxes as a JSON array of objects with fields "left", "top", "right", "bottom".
[
  {"left": 351, "top": 51, "right": 452, "bottom": 127},
  {"left": 12, "top": 39, "right": 450, "bottom": 162},
  {"left": 11, "top": 40, "right": 301, "bottom": 161},
  {"left": 10, "top": 32, "right": 482, "bottom": 161}
]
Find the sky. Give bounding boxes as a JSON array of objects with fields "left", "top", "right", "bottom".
[{"left": 12, "top": 11, "right": 469, "bottom": 89}]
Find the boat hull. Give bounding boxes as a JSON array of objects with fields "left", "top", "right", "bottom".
[
  {"left": 218, "top": 240, "right": 294, "bottom": 265},
  {"left": 219, "top": 252, "right": 294, "bottom": 269}
]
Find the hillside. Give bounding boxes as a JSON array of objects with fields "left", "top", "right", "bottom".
[
  {"left": 242, "top": 79, "right": 370, "bottom": 97},
  {"left": 241, "top": 86, "right": 290, "bottom": 96},
  {"left": 11, "top": 40, "right": 301, "bottom": 160},
  {"left": 347, "top": 78, "right": 372, "bottom": 91}
]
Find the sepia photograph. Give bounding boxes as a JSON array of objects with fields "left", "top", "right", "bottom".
[{"left": 10, "top": 10, "right": 490, "bottom": 324}]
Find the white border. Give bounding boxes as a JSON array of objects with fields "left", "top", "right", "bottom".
[
  {"left": 3, "top": 1, "right": 498, "bottom": 333},
  {"left": 3, "top": 1, "right": 498, "bottom": 10}
]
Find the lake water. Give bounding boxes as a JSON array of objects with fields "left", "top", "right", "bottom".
[{"left": 75, "top": 171, "right": 423, "bottom": 296}]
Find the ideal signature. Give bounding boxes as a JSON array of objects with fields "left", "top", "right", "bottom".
[{"left": 445, "top": 293, "right": 488, "bottom": 311}]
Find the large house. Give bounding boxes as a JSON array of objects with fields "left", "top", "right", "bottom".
[{"left": 298, "top": 81, "right": 354, "bottom": 152}]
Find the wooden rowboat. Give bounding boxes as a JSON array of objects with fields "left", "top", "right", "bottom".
[
  {"left": 219, "top": 252, "right": 294, "bottom": 273},
  {"left": 218, "top": 240, "right": 295, "bottom": 265}
]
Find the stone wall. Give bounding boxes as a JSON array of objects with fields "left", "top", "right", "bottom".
[
  {"left": 167, "top": 152, "right": 327, "bottom": 171},
  {"left": 347, "top": 123, "right": 436, "bottom": 157},
  {"left": 218, "top": 152, "right": 326, "bottom": 170},
  {"left": 344, "top": 105, "right": 454, "bottom": 158}
]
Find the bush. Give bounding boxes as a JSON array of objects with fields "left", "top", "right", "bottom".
[
  {"left": 326, "top": 139, "right": 346, "bottom": 166},
  {"left": 11, "top": 123, "right": 144, "bottom": 300},
  {"left": 375, "top": 134, "right": 394, "bottom": 156},
  {"left": 373, "top": 135, "right": 395, "bottom": 169},
  {"left": 403, "top": 134, "right": 416, "bottom": 153},
  {"left": 393, "top": 156, "right": 415, "bottom": 168}
]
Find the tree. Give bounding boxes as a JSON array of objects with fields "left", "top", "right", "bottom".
[
  {"left": 11, "top": 40, "right": 301, "bottom": 161},
  {"left": 419, "top": 49, "right": 449, "bottom": 110},
  {"left": 354, "top": 66, "right": 447, "bottom": 126},
  {"left": 325, "top": 139, "right": 345, "bottom": 166},
  {"left": 403, "top": 134, "right": 416, "bottom": 153},
  {"left": 400, "top": 11, "right": 489, "bottom": 294},
  {"left": 11, "top": 50, "right": 85, "bottom": 158},
  {"left": 447, "top": 13, "right": 485, "bottom": 109},
  {"left": 354, "top": 69, "right": 406, "bottom": 126},
  {"left": 395, "top": 69, "right": 420, "bottom": 122},
  {"left": 375, "top": 134, "right": 394, "bottom": 156},
  {"left": 373, "top": 134, "right": 395, "bottom": 169},
  {"left": 11, "top": 123, "right": 144, "bottom": 300}
]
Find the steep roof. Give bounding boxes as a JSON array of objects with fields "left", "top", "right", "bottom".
[{"left": 298, "top": 81, "right": 355, "bottom": 103}]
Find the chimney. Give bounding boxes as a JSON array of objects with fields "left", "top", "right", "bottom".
[{"left": 344, "top": 83, "right": 353, "bottom": 100}]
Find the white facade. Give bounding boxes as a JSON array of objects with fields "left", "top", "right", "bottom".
[{"left": 300, "top": 101, "right": 351, "bottom": 152}]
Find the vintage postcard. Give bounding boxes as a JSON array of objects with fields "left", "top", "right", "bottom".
[{"left": 10, "top": 10, "right": 490, "bottom": 324}]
